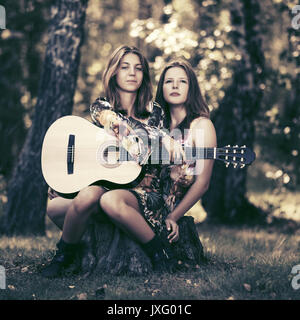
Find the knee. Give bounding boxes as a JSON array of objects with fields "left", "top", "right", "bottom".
[
  {"left": 100, "top": 192, "right": 126, "bottom": 221},
  {"left": 46, "top": 203, "right": 55, "bottom": 220},
  {"left": 73, "top": 187, "right": 103, "bottom": 214},
  {"left": 46, "top": 201, "right": 61, "bottom": 221}
]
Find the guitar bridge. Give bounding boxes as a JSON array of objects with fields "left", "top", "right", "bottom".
[{"left": 67, "top": 134, "right": 75, "bottom": 174}]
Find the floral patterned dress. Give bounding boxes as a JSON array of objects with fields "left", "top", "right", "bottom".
[
  {"left": 158, "top": 119, "right": 205, "bottom": 268},
  {"left": 160, "top": 130, "right": 197, "bottom": 217},
  {"left": 90, "top": 97, "right": 167, "bottom": 234},
  {"left": 90, "top": 99, "right": 205, "bottom": 268}
]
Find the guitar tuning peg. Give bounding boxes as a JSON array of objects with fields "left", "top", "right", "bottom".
[
  {"left": 241, "top": 145, "right": 246, "bottom": 148},
  {"left": 233, "top": 145, "right": 238, "bottom": 148},
  {"left": 226, "top": 144, "right": 231, "bottom": 147},
  {"left": 225, "top": 162, "right": 230, "bottom": 168},
  {"left": 233, "top": 163, "right": 238, "bottom": 168},
  {"left": 240, "top": 164, "right": 245, "bottom": 169}
]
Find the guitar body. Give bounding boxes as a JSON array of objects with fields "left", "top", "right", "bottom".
[{"left": 41, "top": 116, "right": 143, "bottom": 198}]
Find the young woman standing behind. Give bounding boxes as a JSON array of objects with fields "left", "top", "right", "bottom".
[{"left": 155, "top": 59, "right": 217, "bottom": 245}]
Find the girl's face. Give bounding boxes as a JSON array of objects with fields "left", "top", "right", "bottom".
[
  {"left": 163, "top": 67, "right": 189, "bottom": 107},
  {"left": 116, "top": 53, "right": 143, "bottom": 93}
]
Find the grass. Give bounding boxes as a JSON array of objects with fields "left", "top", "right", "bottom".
[
  {"left": 0, "top": 173, "right": 300, "bottom": 300},
  {"left": 0, "top": 217, "right": 299, "bottom": 300}
]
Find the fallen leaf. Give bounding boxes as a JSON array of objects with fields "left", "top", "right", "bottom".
[
  {"left": 77, "top": 293, "right": 88, "bottom": 300},
  {"left": 68, "top": 285, "right": 75, "bottom": 289},
  {"left": 21, "top": 267, "right": 28, "bottom": 273},
  {"left": 8, "top": 285, "right": 16, "bottom": 290},
  {"left": 227, "top": 296, "right": 235, "bottom": 300},
  {"left": 152, "top": 289, "right": 161, "bottom": 296},
  {"left": 243, "top": 283, "right": 251, "bottom": 292}
]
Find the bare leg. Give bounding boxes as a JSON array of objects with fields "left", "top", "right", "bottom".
[
  {"left": 47, "top": 197, "right": 73, "bottom": 230},
  {"left": 62, "top": 185, "right": 107, "bottom": 244},
  {"left": 100, "top": 189, "right": 155, "bottom": 244},
  {"left": 99, "top": 190, "right": 179, "bottom": 272}
]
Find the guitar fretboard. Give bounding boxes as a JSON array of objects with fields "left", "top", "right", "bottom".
[{"left": 117, "top": 146, "right": 217, "bottom": 164}]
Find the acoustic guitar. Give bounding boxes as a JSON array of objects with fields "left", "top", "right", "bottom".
[{"left": 41, "top": 116, "right": 256, "bottom": 198}]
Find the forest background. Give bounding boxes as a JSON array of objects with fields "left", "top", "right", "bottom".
[
  {"left": 0, "top": 0, "right": 300, "bottom": 301},
  {"left": 0, "top": 0, "right": 299, "bottom": 233}
]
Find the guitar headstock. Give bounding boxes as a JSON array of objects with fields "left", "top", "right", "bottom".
[{"left": 216, "top": 145, "right": 256, "bottom": 168}]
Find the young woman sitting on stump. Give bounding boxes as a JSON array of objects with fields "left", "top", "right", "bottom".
[{"left": 42, "top": 45, "right": 183, "bottom": 277}]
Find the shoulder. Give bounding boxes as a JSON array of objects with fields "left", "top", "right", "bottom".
[
  {"left": 189, "top": 116, "right": 217, "bottom": 146},
  {"left": 190, "top": 116, "right": 215, "bottom": 131},
  {"left": 90, "top": 96, "right": 111, "bottom": 108},
  {"left": 90, "top": 97, "right": 113, "bottom": 118}
]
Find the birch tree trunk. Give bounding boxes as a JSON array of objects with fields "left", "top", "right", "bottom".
[{"left": 3, "top": 0, "right": 88, "bottom": 235}]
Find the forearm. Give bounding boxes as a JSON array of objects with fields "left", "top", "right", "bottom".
[{"left": 167, "top": 179, "right": 209, "bottom": 222}]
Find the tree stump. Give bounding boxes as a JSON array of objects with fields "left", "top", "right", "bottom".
[{"left": 77, "top": 215, "right": 205, "bottom": 276}]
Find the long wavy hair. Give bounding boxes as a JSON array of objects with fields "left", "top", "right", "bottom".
[
  {"left": 102, "top": 45, "right": 152, "bottom": 119},
  {"left": 155, "top": 59, "right": 209, "bottom": 130}
]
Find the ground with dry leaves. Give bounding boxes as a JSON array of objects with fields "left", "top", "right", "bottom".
[{"left": 0, "top": 198, "right": 299, "bottom": 300}]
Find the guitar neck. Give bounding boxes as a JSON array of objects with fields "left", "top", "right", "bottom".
[{"left": 146, "top": 146, "right": 217, "bottom": 164}]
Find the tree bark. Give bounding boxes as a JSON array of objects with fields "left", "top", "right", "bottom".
[
  {"left": 202, "top": 0, "right": 266, "bottom": 224},
  {"left": 3, "top": 0, "right": 88, "bottom": 235},
  {"left": 75, "top": 215, "right": 205, "bottom": 276}
]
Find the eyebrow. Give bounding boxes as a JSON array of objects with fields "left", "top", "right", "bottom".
[
  {"left": 165, "top": 77, "right": 188, "bottom": 80},
  {"left": 121, "top": 62, "right": 142, "bottom": 66}
]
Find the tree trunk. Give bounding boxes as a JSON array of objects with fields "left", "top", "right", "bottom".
[
  {"left": 202, "top": 0, "right": 266, "bottom": 224},
  {"left": 136, "top": 0, "right": 153, "bottom": 53},
  {"left": 75, "top": 215, "right": 205, "bottom": 276},
  {"left": 3, "top": 0, "right": 88, "bottom": 235}
]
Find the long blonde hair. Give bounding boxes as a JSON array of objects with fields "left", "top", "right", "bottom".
[{"left": 102, "top": 45, "right": 152, "bottom": 119}]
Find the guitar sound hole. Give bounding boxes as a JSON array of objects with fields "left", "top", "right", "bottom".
[
  {"left": 96, "top": 141, "right": 122, "bottom": 168},
  {"left": 98, "top": 145, "right": 121, "bottom": 168},
  {"left": 103, "top": 146, "right": 119, "bottom": 164}
]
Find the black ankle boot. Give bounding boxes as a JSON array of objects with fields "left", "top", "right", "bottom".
[
  {"left": 142, "top": 235, "right": 178, "bottom": 273},
  {"left": 41, "top": 238, "right": 79, "bottom": 278}
]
